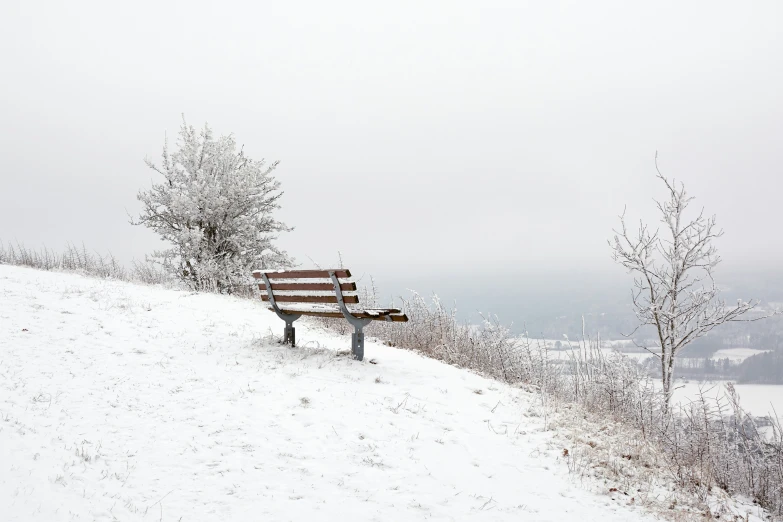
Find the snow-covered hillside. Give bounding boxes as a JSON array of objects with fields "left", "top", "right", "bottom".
[{"left": 0, "top": 265, "right": 655, "bottom": 521}]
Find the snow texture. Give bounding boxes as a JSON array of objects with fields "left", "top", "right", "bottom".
[{"left": 1, "top": 265, "right": 655, "bottom": 521}]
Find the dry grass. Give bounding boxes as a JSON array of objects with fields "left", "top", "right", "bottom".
[{"left": 0, "top": 241, "right": 173, "bottom": 286}]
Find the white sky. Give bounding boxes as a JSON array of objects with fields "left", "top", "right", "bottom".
[{"left": 1, "top": 0, "right": 781, "bottom": 288}]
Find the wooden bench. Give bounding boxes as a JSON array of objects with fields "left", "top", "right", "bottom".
[{"left": 252, "top": 269, "right": 408, "bottom": 361}]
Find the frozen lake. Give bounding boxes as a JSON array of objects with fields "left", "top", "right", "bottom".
[
  {"left": 541, "top": 345, "right": 782, "bottom": 417},
  {"left": 670, "top": 380, "right": 783, "bottom": 418}
]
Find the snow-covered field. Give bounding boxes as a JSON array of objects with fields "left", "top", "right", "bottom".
[
  {"left": 0, "top": 265, "right": 656, "bottom": 522},
  {"left": 710, "top": 348, "right": 769, "bottom": 362}
]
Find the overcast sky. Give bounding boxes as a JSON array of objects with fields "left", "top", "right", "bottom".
[{"left": 1, "top": 1, "right": 781, "bottom": 303}]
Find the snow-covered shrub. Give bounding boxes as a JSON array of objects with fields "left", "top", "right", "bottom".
[{"left": 134, "top": 118, "right": 292, "bottom": 293}]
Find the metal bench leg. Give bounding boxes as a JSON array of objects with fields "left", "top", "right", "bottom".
[
  {"left": 284, "top": 322, "right": 296, "bottom": 347},
  {"left": 260, "top": 273, "right": 301, "bottom": 348},
  {"left": 352, "top": 328, "right": 365, "bottom": 361},
  {"left": 330, "top": 271, "right": 371, "bottom": 362}
]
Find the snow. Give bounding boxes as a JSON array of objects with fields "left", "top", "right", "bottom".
[
  {"left": 0, "top": 265, "right": 657, "bottom": 521},
  {"left": 264, "top": 303, "right": 401, "bottom": 317}
]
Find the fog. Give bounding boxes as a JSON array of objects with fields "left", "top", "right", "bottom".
[{"left": 2, "top": 1, "right": 781, "bottom": 325}]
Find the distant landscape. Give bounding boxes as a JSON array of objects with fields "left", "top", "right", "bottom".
[{"left": 374, "top": 270, "right": 783, "bottom": 386}]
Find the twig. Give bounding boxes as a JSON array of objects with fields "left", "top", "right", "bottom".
[{"left": 147, "top": 489, "right": 175, "bottom": 510}]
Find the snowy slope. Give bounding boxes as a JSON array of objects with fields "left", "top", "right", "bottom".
[{"left": 0, "top": 265, "right": 655, "bottom": 522}]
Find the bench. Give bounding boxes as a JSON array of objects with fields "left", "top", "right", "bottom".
[{"left": 252, "top": 268, "right": 408, "bottom": 361}]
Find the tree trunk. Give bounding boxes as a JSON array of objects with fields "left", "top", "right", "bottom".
[{"left": 662, "top": 349, "right": 675, "bottom": 415}]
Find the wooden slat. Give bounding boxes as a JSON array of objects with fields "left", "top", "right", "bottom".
[
  {"left": 265, "top": 282, "right": 356, "bottom": 291},
  {"left": 253, "top": 269, "right": 351, "bottom": 279},
  {"left": 261, "top": 294, "right": 360, "bottom": 304},
  {"left": 277, "top": 310, "right": 345, "bottom": 319},
  {"left": 271, "top": 308, "right": 408, "bottom": 322}
]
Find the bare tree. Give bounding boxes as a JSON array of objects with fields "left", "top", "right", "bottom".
[{"left": 610, "top": 158, "right": 764, "bottom": 411}]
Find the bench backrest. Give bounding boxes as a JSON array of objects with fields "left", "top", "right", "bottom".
[
  {"left": 252, "top": 268, "right": 407, "bottom": 323},
  {"left": 252, "top": 269, "right": 359, "bottom": 306}
]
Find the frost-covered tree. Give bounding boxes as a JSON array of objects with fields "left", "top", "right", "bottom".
[
  {"left": 134, "top": 118, "right": 292, "bottom": 292},
  {"left": 610, "top": 159, "right": 763, "bottom": 412}
]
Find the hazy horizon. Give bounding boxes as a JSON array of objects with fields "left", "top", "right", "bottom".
[{"left": 2, "top": 0, "right": 781, "bottom": 316}]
